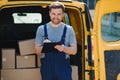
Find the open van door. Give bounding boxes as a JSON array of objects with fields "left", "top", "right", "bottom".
[
  {"left": 0, "top": 0, "right": 7, "bottom": 5},
  {"left": 0, "top": 0, "right": 3, "bottom": 5},
  {"left": 93, "top": 0, "right": 120, "bottom": 80}
]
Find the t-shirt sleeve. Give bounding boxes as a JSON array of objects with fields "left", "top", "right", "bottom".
[
  {"left": 35, "top": 25, "right": 44, "bottom": 45},
  {"left": 68, "top": 26, "right": 77, "bottom": 44}
]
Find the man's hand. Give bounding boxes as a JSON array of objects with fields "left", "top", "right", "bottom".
[
  {"left": 54, "top": 44, "right": 65, "bottom": 52},
  {"left": 55, "top": 44, "right": 77, "bottom": 55}
]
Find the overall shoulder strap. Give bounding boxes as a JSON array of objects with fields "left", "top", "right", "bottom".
[
  {"left": 61, "top": 25, "right": 67, "bottom": 44},
  {"left": 44, "top": 24, "right": 48, "bottom": 39}
]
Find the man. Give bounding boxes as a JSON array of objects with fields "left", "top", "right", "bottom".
[{"left": 35, "top": 1, "right": 77, "bottom": 80}]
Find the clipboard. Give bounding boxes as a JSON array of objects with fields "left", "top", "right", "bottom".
[{"left": 41, "top": 42, "right": 62, "bottom": 53}]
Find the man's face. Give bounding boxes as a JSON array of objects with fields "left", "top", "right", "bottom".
[{"left": 49, "top": 8, "right": 64, "bottom": 25}]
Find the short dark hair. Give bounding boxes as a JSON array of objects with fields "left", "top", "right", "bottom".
[{"left": 49, "top": 1, "right": 65, "bottom": 12}]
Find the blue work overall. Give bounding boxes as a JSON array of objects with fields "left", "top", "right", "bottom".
[{"left": 40, "top": 24, "right": 72, "bottom": 80}]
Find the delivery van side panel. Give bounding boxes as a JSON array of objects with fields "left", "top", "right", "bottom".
[{"left": 93, "top": 0, "right": 120, "bottom": 80}]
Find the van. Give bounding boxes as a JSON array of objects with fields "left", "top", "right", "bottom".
[{"left": 0, "top": 0, "right": 120, "bottom": 80}]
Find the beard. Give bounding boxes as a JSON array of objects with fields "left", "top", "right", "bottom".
[{"left": 51, "top": 18, "right": 62, "bottom": 25}]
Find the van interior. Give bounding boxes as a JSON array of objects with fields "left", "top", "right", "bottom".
[{"left": 0, "top": 5, "right": 82, "bottom": 79}]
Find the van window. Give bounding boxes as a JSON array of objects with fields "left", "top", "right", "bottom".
[
  {"left": 12, "top": 13, "right": 42, "bottom": 24},
  {"left": 102, "top": 12, "right": 120, "bottom": 42},
  {"left": 64, "top": 13, "right": 70, "bottom": 25}
]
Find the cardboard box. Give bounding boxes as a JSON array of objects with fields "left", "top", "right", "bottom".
[
  {"left": 16, "top": 55, "right": 36, "bottom": 68},
  {"left": 72, "top": 66, "right": 78, "bottom": 80},
  {"left": 1, "top": 68, "right": 41, "bottom": 80},
  {"left": 18, "top": 39, "right": 35, "bottom": 55},
  {"left": 1, "top": 49, "right": 15, "bottom": 69},
  {"left": 37, "top": 55, "right": 41, "bottom": 67},
  {"left": 1, "top": 67, "right": 78, "bottom": 80}
]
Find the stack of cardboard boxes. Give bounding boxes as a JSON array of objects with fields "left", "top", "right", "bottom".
[
  {"left": 1, "top": 39, "right": 78, "bottom": 80},
  {"left": 1, "top": 39, "right": 41, "bottom": 80}
]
